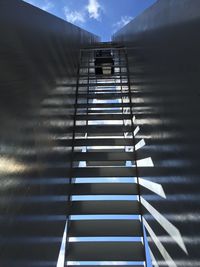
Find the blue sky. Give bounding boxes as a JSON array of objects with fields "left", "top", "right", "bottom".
[{"left": 23, "top": 0, "right": 157, "bottom": 41}]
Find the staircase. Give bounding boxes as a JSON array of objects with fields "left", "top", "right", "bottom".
[{"left": 65, "top": 44, "right": 147, "bottom": 266}]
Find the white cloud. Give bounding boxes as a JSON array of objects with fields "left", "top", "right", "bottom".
[
  {"left": 23, "top": 0, "right": 35, "bottom": 5},
  {"left": 64, "top": 7, "right": 86, "bottom": 24},
  {"left": 86, "top": 0, "right": 101, "bottom": 20},
  {"left": 113, "top": 15, "right": 133, "bottom": 32},
  {"left": 41, "top": 0, "right": 54, "bottom": 11},
  {"left": 23, "top": 0, "right": 54, "bottom": 11}
]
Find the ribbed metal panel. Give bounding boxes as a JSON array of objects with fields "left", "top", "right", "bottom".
[
  {"left": 113, "top": 1, "right": 200, "bottom": 265},
  {"left": 0, "top": 1, "right": 98, "bottom": 265}
]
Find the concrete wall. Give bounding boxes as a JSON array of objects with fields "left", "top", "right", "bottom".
[
  {"left": 0, "top": 1, "right": 98, "bottom": 266},
  {"left": 113, "top": 1, "right": 200, "bottom": 266}
]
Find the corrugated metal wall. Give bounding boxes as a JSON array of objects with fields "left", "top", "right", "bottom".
[
  {"left": 113, "top": 1, "right": 200, "bottom": 266},
  {"left": 0, "top": 1, "right": 98, "bottom": 266}
]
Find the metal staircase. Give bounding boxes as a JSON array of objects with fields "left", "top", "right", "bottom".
[{"left": 65, "top": 44, "right": 147, "bottom": 266}]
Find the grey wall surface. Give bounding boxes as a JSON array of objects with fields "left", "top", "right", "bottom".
[
  {"left": 0, "top": 0, "right": 98, "bottom": 266},
  {"left": 113, "top": 1, "right": 200, "bottom": 266}
]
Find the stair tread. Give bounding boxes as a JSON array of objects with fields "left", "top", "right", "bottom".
[
  {"left": 68, "top": 219, "right": 142, "bottom": 236},
  {"left": 72, "top": 138, "right": 136, "bottom": 146},
  {"left": 73, "top": 151, "right": 135, "bottom": 161},
  {"left": 77, "top": 82, "right": 128, "bottom": 87},
  {"left": 74, "top": 125, "right": 134, "bottom": 134},
  {"left": 70, "top": 200, "right": 140, "bottom": 215},
  {"left": 76, "top": 92, "right": 131, "bottom": 99},
  {"left": 67, "top": 265, "right": 144, "bottom": 267},
  {"left": 76, "top": 114, "right": 132, "bottom": 120},
  {"left": 72, "top": 167, "right": 137, "bottom": 177},
  {"left": 71, "top": 183, "right": 138, "bottom": 195},
  {"left": 76, "top": 103, "right": 131, "bottom": 108},
  {"left": 66, "top": 241, "right": 145, "bottom": 261}
]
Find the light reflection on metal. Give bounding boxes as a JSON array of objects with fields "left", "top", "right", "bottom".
[
  {"left": 0, "top": 158, "right": 29, "bottom": 174},
  {"left": 132, "top": 110, "right": 188, "bottom": 262},
  {"left": 149, "top": 248, "right": 159, "bottom": 267},
  {"left": 134, "top": 126, "right": 140, "bottom": 136},
  {"left": 141, "top": 197, "right": 188, "bottom": 254},
  {"left": 135, "top": 139, "right": 146, "bottom": 151},
  {"left": 57, "top": 221, "right": 68, "bottom": 267},
  {"left": 139, "top": 178, "right": 166, "bottom": 199},
  {"left": 143, "top": 218, "right": 177, "bottom": 267},
  {"left": 67, "top": 261, "right": 145, "bottom": 265},
  {"left": 137, "top": 157, "right": 154, "bottom": 167}
]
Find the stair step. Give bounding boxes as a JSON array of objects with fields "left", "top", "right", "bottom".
[
  {"left": 68, "top": 219, "right": 142, "bottom": 236},
  {"left": 79, "top": 110, "right": 126, "bottom": 114},
  {"left": 56, "top": 137, "right": 132, "bottom": 147},
  {"left": 76, "top": 114, "right": 132, "bottom": 120},
  {"left": 70, "top": 200, "right": 140, "bottom": 215},
  {"left": 66, "top": 241, "right": 145, "bottom": 261},
  {"left": 80, "top": 64, "right": 127, "bottom": 69},
  {"left": 72, "top": 138, "right": 134, "bottom": 146},
  {"left": 73, "top": 152, "right": 135, "bottom": 161},
  {"left": 74, "top": 125, "right": 134, "bottom": 134},
  {"left": 79, "top": 64, "right": 127, "bottom": 68},
  {"left": 85, "top": 161, "right": 127, "bottom": 167},
  {"left": 79, "top": 72, "right": 128, "bottom": 77},
  {"left": 77, "top": 92, "right": 131, "bottom": 99},
  {"left": 72, "top": 167, "right": 136, "bottom": 177},
  {"left": 76, "top": 114, "right": 132, "bottom": 121},
  {"left": 88, "top": 89, "right": 128, "bottom": 93},
  {"left": 67, "top": 265, "right": 144, "bottom": 267},
  {"left": 77, "top": 82, "right": 128, "bottom": 87},
  {"left": 71, "top": 183, "right": 138, "bottom": 195},
  {"left": 76, "top": 102, "right": 131, "bottom": 108},
  {"left": 49, "top": 92, "right": 130, "bottom": 99}
]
